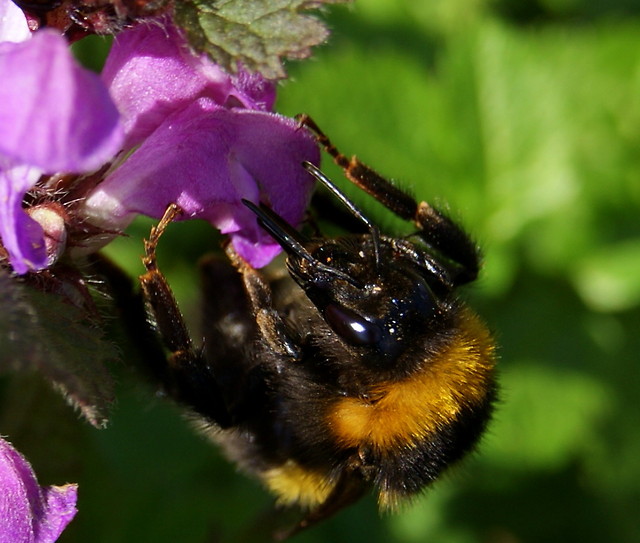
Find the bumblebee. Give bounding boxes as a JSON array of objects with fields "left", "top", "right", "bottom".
[{"left": 139, "top": 116, "right": 497, "bottom": 538}]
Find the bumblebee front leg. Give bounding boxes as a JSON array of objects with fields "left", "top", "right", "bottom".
[
  {"left": 140, "top": 204, "right": 195, "bottom": 367},
  {"left": 297, "top": 114, "right": 480, "bottom": 285},
  {"left": 223, "top": 243, "right": 301, "bottom": 361},
  {"left": 140, "top": 205, "right": 231, "bottom": 427}
]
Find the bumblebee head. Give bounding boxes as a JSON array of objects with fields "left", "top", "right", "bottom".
[
  {"left": 292, "top": 235, "right": 450, "bottom": 361},
  {"left": 242, "top": 197, "right": 469, "bottom": 376}
]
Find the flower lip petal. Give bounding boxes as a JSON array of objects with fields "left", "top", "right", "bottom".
[
  {"left": 0, "top": 438, "right": 34, "bottom": 542},
  {"left": 0, "top": 29, "right": 123, "bottom": 173},
  {"left": 0, "top": 437, "right": 78, "bottom": 543},
  {"left": 36, "top": 484, "right": 79, "bottom": 543},
  {"left": 83, "top": 105, "right": 319, "bottom": 268},
  {"left": 230, "top": 233, "right": 287, "bottom": 269}
]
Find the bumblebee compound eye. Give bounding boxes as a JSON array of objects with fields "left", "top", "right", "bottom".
[
  {"left": 323, "top": 303, "right": 382, "bottom": 345},
  {"left": 407, "top": 271, "right": 439, "bottom": 319}
]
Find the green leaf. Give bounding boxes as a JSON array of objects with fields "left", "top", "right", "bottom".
[
  {"left": 0, "top": 269, "right": 117, "bottom": 428},
  {"left": 175, "top": 0, "right": 347, "bottom": 79},
  {"left": 482, "top": 364, "right": 612, "bottom": 471},
  {"left": 572, "top": 239, "right": 640, "bottom": 312}
]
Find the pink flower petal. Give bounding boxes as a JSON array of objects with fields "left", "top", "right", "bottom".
[
  {"left": 0, "top": 0, "right": 30, "bottom": 43},
  {"left": 103, "top": 19, "right": 274, "bottom": 149},
  {"left": 0, "top": 437, "right": 78, "bottom": 543},
  {"left": 0, "top": 29, "right": 123, "bottom": 173},
  {"left": 0, "top": 165, "right": 47, "bottom": 273},
  {"left": 84, "top": 104, "right": 318, "bottom": 267},
  {"left": 0, "top": 26, "right": 124, "bottom": 273}
]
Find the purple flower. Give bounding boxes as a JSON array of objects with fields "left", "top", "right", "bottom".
[
  {"left": 0, "top": 0, "right": 124, "bottom": 274},
  {"left": 0, "top": 437, "right": 77, "bottom": 543},
  {"left": 83, "top": 20, "right": 319, "bottom": 268}
]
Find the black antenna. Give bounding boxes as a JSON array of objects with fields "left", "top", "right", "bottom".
[
  {"left": 302, "top": 161, "right": 381, "bottom": 268},
  {"left": 242, "top": 199, "right": 309, "bottom": 260},
  {"left": 242, "top": 199, "right": 362, "bottom": 287}
]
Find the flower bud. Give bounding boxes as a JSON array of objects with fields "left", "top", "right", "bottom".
[{"left": 26, "top": 203, "right": 67, "bottom": 267}]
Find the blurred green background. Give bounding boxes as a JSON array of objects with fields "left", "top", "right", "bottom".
[{"left": 5, "top": 0, "right": 640, "bottom": 541}]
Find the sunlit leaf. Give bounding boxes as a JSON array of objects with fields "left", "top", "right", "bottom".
[
  {"left": 482, "top": 364, "right": 612, "bottom": 470},
  {"left": 573, "top": 239, "right": 640, "bottom": 312},
  {"left": 175, "top": 0, "right": 348, "bottom": 79}
]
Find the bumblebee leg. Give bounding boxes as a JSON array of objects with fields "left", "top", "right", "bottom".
[
  {"left": 139, "top": 205, "right": 231, "bottom": 426},
  {"left": 140, "top": 204, "right": 195, "bottom": 366},
  {"left": 223, "top": 243, "right": 301, "bottom": 361},
  {"left": 297, "top": 114, "right": 419, "bottom": 220},
  {"left": 297, "top": 114, "right": 480, "bottom": 285}
]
